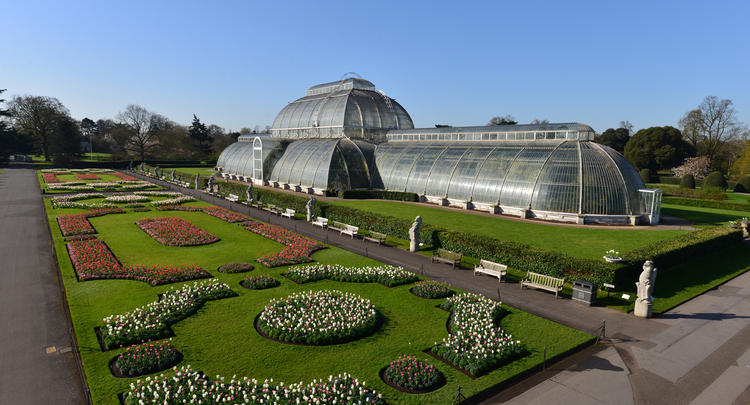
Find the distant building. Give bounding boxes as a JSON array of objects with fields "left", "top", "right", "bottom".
[{"left": 217, "top": 78, "right": 661, "bottom": 225}]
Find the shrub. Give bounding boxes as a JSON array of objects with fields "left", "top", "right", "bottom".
[
  {"left": 640, "top": 168, "right": 653, "bottom": 183},
  {"left": 240, "top": 274, "right": 280, "bottom": 290},
  {"left": 680, "top": 174, "right": 695, "bottom": 189},
  {"left": 661, "top": 197, "right": 749, "bottom": 211},
  {"left": 663, "top": 187, "right": 727, "bottom": 201},
  {"left": 116, "top": 340, "right": 181, "bottom": 377},
  {"left": 411, "top": 280, "right": 453, "bottom": 299},
  {"left": 734, "top": 175, "right": 750, "bottom": 193},
  {"left": 704, "top": 171, "right": 728, "bottom": 190},
  {"left": 217, "top": 262, "right": 254, "bottom": 273},
  {"left": 384, "top": 356, "right": 443, "bottom": 391},
  {"left": 339, "top": 189, "right": 420, "bottom": 202}
]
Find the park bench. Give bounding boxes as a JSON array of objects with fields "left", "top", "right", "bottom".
[
  {"left": 312, "top": 216, "right": 328, "bottom": 228},
  {"left": 281, "top": 208, "right": 295, "bottom": 219},
  {"left": 474, "top": 259, "right": 508, "bottom": 282},
  {"left": 340, "top": 224, "right": 359, "bottom": 238},
  {"left": 328, "top": 220, "right": 345, "bottom": 233},
  {"left": 363, "top": 231, "right": 387, "bottom": 245},
  {"left": 263, "top": 204, "right": 281, "bottom": 215},
  {"left": 226, "top": 193, "right": 239, "bottom": 203},
  {"left": 521, "top": 271, "right": 565, "bottom": 298},
  {"left": 432, "top": 248, "right": 462, "bottom": 269}
]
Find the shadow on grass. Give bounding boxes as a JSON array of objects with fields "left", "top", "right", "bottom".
[{"left": 661, "top": 206, "right": 746, "bottom": 226}]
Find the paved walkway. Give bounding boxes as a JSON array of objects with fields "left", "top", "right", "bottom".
[{"left": 0, "top": 164, "right": 87, "bottom": 404}]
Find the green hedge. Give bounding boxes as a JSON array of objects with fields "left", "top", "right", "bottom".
[
  {"left": 319, "top": 204, "right": 441, "bottom": 245},
  {"left": 339, "top": 189, "right": 420, "bottom": 202},
  {"left": 657, "top": 175, "right": 682, "bottom": 185},
  {"left": 437, "top": 231, "right": 619, "bottom": 285},
  {"left": 662, "top": 196, "right": 750, "bottom": 212},
  {"left": 662, "top": 187, "right": 727, "bottom": 200}
]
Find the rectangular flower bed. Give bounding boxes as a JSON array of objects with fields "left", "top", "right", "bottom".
[
  {"left": 136, "top": 217, "right": 219, "bottom": 246},
  {"left": 202, "top": 207, "right": 249, "bottom": 223},
  {"left": 42, "top": 173, "right": 61, "bottom": 183},
  {"left": 243, "top": 220, "right": 326, "bottom": 267},
  {"left": 75, "top": 173, "right": 101, "bottom": 180},
  {"left": 57, "top": 208, "right": 125, "bottom": 236},
  {"left": 111, "top": 172, "right": 138, "bottom": 181},
  {"left": 284, "top": 264, "right": 418, "bottom": 287}
]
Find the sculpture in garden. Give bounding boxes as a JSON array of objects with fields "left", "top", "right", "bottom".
[
  {"left": 634, "top": 260, "right": 658, "bottom": 318},
  {"left": 409, "top": 216, "right": 422, "bottom": 252}
]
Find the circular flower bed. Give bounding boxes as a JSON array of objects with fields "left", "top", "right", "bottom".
[
  {"left": 382, "top": 355, "right": 444, "bottom": 393},
  {"left": 411, "top": 280, "right": 453, "bottom": 299},
  {"left": 257, "top": 290, "right": 379, "bottom": 345},
  {"left": 112, "top": 340, "right": 182, "bottom": 377},
  {"left": 217, "top": 262, "right": 254, "bottom": 273},
  {"left": 241, "top": 274, "right": 280, "bottom": 290}
]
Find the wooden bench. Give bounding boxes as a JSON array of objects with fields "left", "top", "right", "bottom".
[
  {"left": 340, "top": 224, "right": 359, "bottom": 238},
  {"left": 226, "top": 193, "right": 239, "bottom": 203},
  {"left": 281, "top": 208, "right": 295, "bottom": 219},
  {"left": 312, "top": 216, "right": 328, "bottom": 228},
  {"left": 363, "top": 231, "right": 387, "bottom": 245},
  {"left": 521, "top": 271, "right": 565, "bottom": 298},
  {"left": 432, "top": 248, "right": 462, "bottom": 269},
  {"left": 474, "top": 259, "right": 508, "bottom": 282}
]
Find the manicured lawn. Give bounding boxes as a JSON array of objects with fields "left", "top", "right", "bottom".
[
  {"left": 45, "top": 198, "right": 592, "bottom": 404},
  {"left": 328, "top": 200, "right": 686, "bottom": 259},
  {"left": 168, "top": 166, "right": 218, "bottom": 176},
  {"left": 661, "top": 203, "right": 750, "bottom": 227},
  {"left": 725, "top": 192, "right": 750, "bottom": 204}
]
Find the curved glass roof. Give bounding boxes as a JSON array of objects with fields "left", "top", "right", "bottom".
[
  {"left": 216, "top": 136, "right": 284, "bottom": 179},
  {"left": 373, "top": 140, "right": 647, "bottom": 215}
]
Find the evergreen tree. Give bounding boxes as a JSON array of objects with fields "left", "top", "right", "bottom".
[{"left": 188, "top": 114, "right": 213, "bottom": 158}]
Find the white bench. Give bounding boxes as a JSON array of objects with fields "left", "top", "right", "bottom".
[
  {"left": 312, "top": 216, "right": 328, "bottom": 228},
  {"left": 281, "top": 208, "right": 295, "bottom": 219},
  {"left": 328, "top": 220, "right": 345, "bottom": 233},
  {"left": 363, "top": 231, "right": 387, "bottom": 245},
  {"left": 474, "top": 259, "right": 508, "bottom": 282},
  {"left": 226, "top": 193, "right": 239, "bottom": 202},
  {"left": 521, "top": 271, "right": 565, "bottom": 298},
  {"left": 341, "top": 224, "right": 359, "bottom": 238}
]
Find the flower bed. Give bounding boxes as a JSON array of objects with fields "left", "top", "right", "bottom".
[
  {"left": 135, "top": 217, "right": 219, "bottom": 246},
  {"left": 75, "top": 173, "right": 101, "bottom": 180},
  {"left": 104, "top": 194, "right": 150, "bottom": 203},
  {"left": 150, "top": 195, "right": 195, "bottom": 206},
  {"left": 114, "top": 340, "right": 181, "bottom": 377},
  {"left": 411, "top": 280, "right": 453, "bottom": 299},
  {"left": 285, "top": 264, "right": 418, "bottom": 287},
  {"left": 111, "top": 172, "right": 138, "bottom": 181},
  {"left": 52, "top": 193, "right": 105, "bottom": 204},
  {"left": 101, "top": 280, "right": 236, "bottom": 348},
  {"left": 123, "top": 366, "right": 384, "bottom": 405},
  {"left": 243, "top": 220, "right": 326, "bottom": 267},
  {"left": 217, "top": 262, "right": 254, "bottom": 273},
  {"left": 383, "top": 355, "right": 444, "bottom": 392},
  {"left": 121, "top": 264, "right": 212, "bottom": 285},
  {"left": 257, "top": 290, "right": 379, "bottom": 345},
  {"left": 57, "top": 208, "right": 123, "bottom": 235},
  {"left": 52, "top": 201, "right": 119, "bottom": 209},
  {"left": 241, "top": 274, "right": 280, "bottom": 290},
  {"left": 42, "top": 173, "right": 60, "bottom": 183},
  {"left": 432, "top": 293, "right": 524, "bottom": 376},
  {"left": 135, "top": 191, "right": 182, "bottom": 197},
  {"left": 202, "top": 206, "right": 249, "bottom": 223}
]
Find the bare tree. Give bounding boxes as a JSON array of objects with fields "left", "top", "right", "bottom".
[
  {"left": 678, "top": 109, "right": 704, "bottom": 147},
  {"left": 116, "top": 104, "right": 168, "bottom": 160},
  {"left": 7, "top": 95, "right": 69, "bottom": 161},
  {"left": 618, "top": 120, "right": 634, "bottom": 135},
  {"left": 530, "top": 119, "right": 549, "bottom": 124},
  {"left": 689, "top": 96, "right": 740, "bottom": 162}
]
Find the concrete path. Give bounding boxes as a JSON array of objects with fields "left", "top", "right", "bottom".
[
  {"left": 132, "top": 172, "right": 750, "bottom": 404},
  {"left": 0, "top": 164, "right": 87, "bottom": 404}
]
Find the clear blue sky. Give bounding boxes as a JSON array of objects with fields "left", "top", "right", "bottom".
[{"left": 2, "top": 0, "right": 749, "bottom": 133}]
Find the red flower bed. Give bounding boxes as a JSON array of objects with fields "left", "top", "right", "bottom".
[
  {"left": 202, "top": 207, "right": 249, "bottom": 223},
  {"left": 111, "top": 172, "right": 137, "bottom": 181},
  {"left": 75, "top": 173, "right": 101, "bottom": 180},
  {"left": 67, "top": 238, "right": 211, "bottom": 285},
  {"left": 136, "top": 217, "right": 219, "bottom": 246},
  {"left": 43, "top": 173, "right": 60, "bottom": 183},
  {"left": 57, "top": 208, "right": 125, "bottom": 236},
  {"left": 243, "top": 220, "right": 326, "bottom": 267}
]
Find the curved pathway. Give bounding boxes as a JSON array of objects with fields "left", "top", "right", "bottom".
[{"left": 0, "top": 164, "right": 87, "bottom": 404}]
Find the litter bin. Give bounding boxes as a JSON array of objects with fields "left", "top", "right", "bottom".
[{"left": 572, "top": 280, "right": 597, "bottom": 305}]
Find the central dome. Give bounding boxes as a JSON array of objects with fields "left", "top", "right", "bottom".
[{"left": 270, "top": 78, "right": 414, "bottom": 143}]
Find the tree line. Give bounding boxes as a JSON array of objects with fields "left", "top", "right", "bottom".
[{"left": 0, "top": 90, "right": 270, "bottom": 164}]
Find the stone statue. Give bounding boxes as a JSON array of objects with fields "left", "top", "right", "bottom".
[
  {"left": 306, "top": 197, "right": 316, "bottom": 221},
  {"left": 128, "top": 160, "right": 133, "bottom": 170},
  {"left": 194, "top": 174, "right": 200, "bottom": 190},
  {"left": 170, "top": 169, "right": 176, "bottom": 181},
  {"left": 154, "top": 166, "right": 160, "bottom": 178},
  {"left": 634, "top": 260, "right": 658, "bottom": 318},
  {"left": 207, "top": 175, "right": 215, "bottom": 193},
  {"left": 409, "top": 216, "right": 422, "bottom": 252},
  {"left": 246, "top": 182, "right": 253, "bottom": 203},
  {"left": 139, "top": 162, "right": 145, "bottom": 172}
]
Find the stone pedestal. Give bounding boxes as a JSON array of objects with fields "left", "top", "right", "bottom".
[
  {"left": 634, "top": 300, "right": 653, "bottom": 318},
  {"left": 409, "top": 216, "right": 422, "bottom": 252},
  {"left": 741, "top": 222, "right": 749, "bottom": 238}
]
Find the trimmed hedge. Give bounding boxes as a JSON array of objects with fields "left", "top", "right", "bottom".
[
  {"left": 339, "top": 190, "right": 419, "bottom": 202},
  {"left": 437, "top": 231, "right": 619, "bottom": 285},
  {"left": 680, "top": 174, "right": 695, "bottom": 189},
  {"left": 319, "top": 204, "right": 442, "bottom": 246},
  {"left": 640, "top": 168, "right": 653, "bottom": 183},
  {"left": 662, "top": 196, "right": 750, "bottom": 212},
  {"left": 662, "top": 187, "right": 727, "bottom": 201},
  {"left": 704, "top": 171, "right": 728, "bottom": 189},
  {"left": 734, "top": 175, "right": 750, "bottom": 193}
]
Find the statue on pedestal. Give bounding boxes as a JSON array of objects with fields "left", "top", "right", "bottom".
[
  {"left": 634, "top": 260, "right": 658, "bottom": 318},
  {"left": 246, "top": 182, "right": 253, "bottom": 203},
  {"left": 170, "top": 169, "right": 176, "bottom": 181},
  {"left": 306, "top": 197, "right": 316, "bottom": 221},
  {"left": 194, "top": 174, "right": 200, "bottom": 190},
  {"left": 207, "top": 175, "right": 215, "bottom": 193},
  {"left": 154, "top": 166, "right": 160, "bottom": 178},
  {"left": 409, "top": 216, "right": 422, "bottom": 252},
  {"left": 128, "top": 160, "right": 133, "bottom": 170},
  {"left": 139, "top": 162, "right": 144, "bottom": 172}
]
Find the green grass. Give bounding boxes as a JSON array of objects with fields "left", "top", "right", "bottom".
[
  {"left": 327, "top": 200, "right": 686, "bottom": 260},
  {"left": 80, "top": 152, "right": 113, "bottom": 162},
  {"left": 661, "top": 203, "right": 750, "bottom": 227},
  {"left": 167, "top": 166, "right": 217, "bottom": 176},
  {"left": 44, "top": 199, "right": 592, "bottom": 404},
  {"left": 726, "top": 192, "right": 750, "bottom": 204}
]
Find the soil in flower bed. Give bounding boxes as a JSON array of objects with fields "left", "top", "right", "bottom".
[
  {"left": 109, "top": 341, "right": 183, "bottom": 378},
  {"left": 379, "top": 363, "right": 446, "bottom": 394},
  {"left": 217, "top": 262, "right": 254, "bottom": 273},
  {"left": 240, "top": 274, "right": 280, "bottom": 290},
  {"left": 136, "top": 217, "right": 219, "bottom": 246}
]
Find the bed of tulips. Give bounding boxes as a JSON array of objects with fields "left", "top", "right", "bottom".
[
  {"left": 57, "top": 208, "right": 124, "bottom": 236},
  {"left": 75, "top": 173, "right": 102, "bottom": 180},
  {"left": 150, "top": 195, "right": 195, "bottom": 206},
  {"left": 411, "top": 280, "right": 454, "bottom": 299},
  {"left": 217, "top": 262, "right": 254, "bottom": 273},
  {"left": 284, "top": 264, "right": 419, "bottom": 287},
  {"left": 122, "top": 366, "right": 384, "bottom": 405},
  {"left": 104, "top": 194, "right": 150, "bottom": 203},
  {"left": 202, "top": 206, "right": 249, "bottom": 222},
  {"left": 433, "top": 293, "right": 524, "bottom": 376},
  {"left": 384, "top": 355, "right": 443, "bottom": 392},
  {"left": 101, "top": 280, "right": 236, "bottom": 348},
  {"left": 240, "top": 274, "right": 280, "bottom": 290},
  {"left": 115, "top": 339, "right": 181, "bottom": 377},
  {"left": 111, "top": 172, "right": 138, "bottom": 181},
  {"left": 258, "top": 290, "right": 379, "bottom": 345},
  {"left": 135, "top": 217, "right": 219, "bottom": 246},
  {"left": 42, "top": 173, "right": 61, "bottom": 183},
  {"left": 243, "top": 220, "right": 326, "bottom": 267}
]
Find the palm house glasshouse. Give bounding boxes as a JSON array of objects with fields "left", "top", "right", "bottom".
[{"left": 216, "top": 77, "right": 662, "bottom": 225}]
